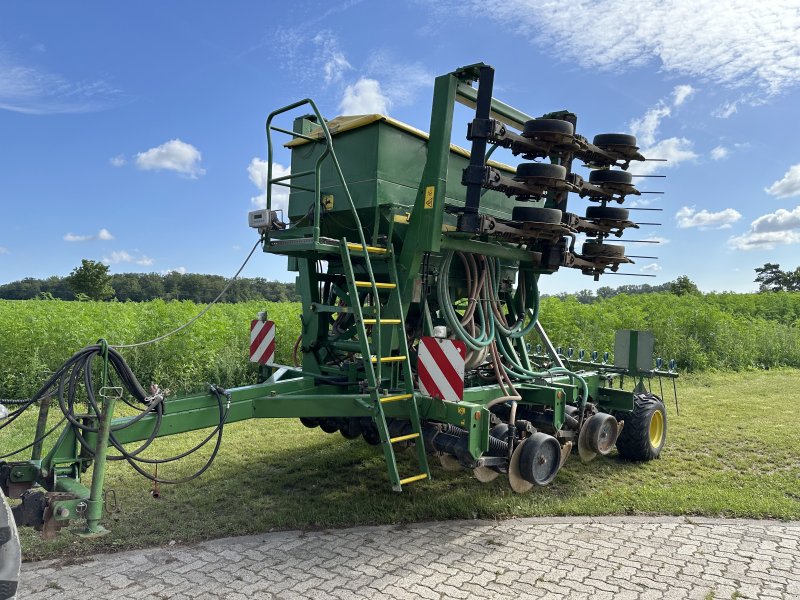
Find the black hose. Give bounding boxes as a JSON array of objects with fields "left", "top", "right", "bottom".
[{"left": 0, "top": 344, "right": 228, "bottom": 484}]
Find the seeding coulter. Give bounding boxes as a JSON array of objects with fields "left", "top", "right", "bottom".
[{"left": 1, "top": 63, "right": 678, "bottom": 542}]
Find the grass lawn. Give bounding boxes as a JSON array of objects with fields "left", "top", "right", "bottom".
[{"left": 4, "top": 369, "right": 800, "bottom": 561}]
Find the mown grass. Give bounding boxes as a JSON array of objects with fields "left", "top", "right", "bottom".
[{"left": 5, "top": 369, "right": 799, "bottom": 562}]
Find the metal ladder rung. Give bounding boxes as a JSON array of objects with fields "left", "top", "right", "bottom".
[
  {"left": 390, "top": 432, "right": 420, "bottom": 444},
  {"left": 371, "top": 355, "right": 407, "bottom": 363},
  {"left": 380, "top": 393, "right": 413, "bottom": 404},
  {"left": 346, "top": 243, "right": 388, "bottom": 255},
  {"left": 269, "top": 124, "right": 322, "bottom": 143},
  {"left": 269, "top": 169, "right": 314, "bottom": 185},
  {"left": 355, "top": 281, "right": 396, "bottom": 289},
  {"left": 362, "top": 318, "right": 401, "bottom": 325},
  {"left": 399, "top": 473, "right": 428, "bottom": 486}
]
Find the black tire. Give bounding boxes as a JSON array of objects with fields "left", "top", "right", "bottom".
[
  {"left": 586, "top": 206, "right": 630, "bottom": 221},
  {"left": 511, "top": 206, "right": 563, "bottom": 223},
  {"left": 318, "top": 418, "right": 339, "bottom": 434},
  {"left": 518, "top": 432, "right": 561, "bottom": 486},
  {"left": 299, "top": 417, "right": 319, "bottom": 429},
  {"left": 589, "top": 169, "right": 633, "bottom": 185},
  {"left": 582, "top": 242, "right": 625, "bottom": 257},
  {"left": 360, "top": 418, "right": 381, "bottom": 445},
  {"left": 523, "top": 118, "right": 574, "bottom": 137},
  {"left": 593, "top": 133, "right": 637, "bottom": 147},
  {"left": 516, "top": 162, "right": 567, "bottom": 181},
  {"left": 1, "top": 489, "right": 21, "bottom": 600},
  {"left": 339, "top": 418, "right": 362, "bottom": 440},
  {"left": 616, "top": 394, "right": 667, "bottom": 461}
]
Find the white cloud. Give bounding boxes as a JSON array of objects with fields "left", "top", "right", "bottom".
[
  {"left": 363, "top": 52, "right": 433, "bottom": 108},
  {"left": 728, "top": 230, "right": 800, "bottom": 251},
  {"left": 0, "top": 246, "right": 8, "bottom": 254},
  {"left": 339, "top": 78, "right": 389, "bottom": 115},
  {"left": 710, "top": 146, "right": 729, "bottom": 160},
  {"left": 135, "top": 139, "right": 205, "bottom": 178},
  {"left": 625, "top": 198, "right": 653, "bottom": 208},
  {"left": 248, "top": 158, "right": 290, "bottom": 213},
  {"left": 312, "top": 31, "right": 352, "bottom": 84},
  {"left": 641, "top": 263, "right": 662, "bottom": 272},
  {"left": 629, "top": 85, "right": 690, "bottom": 147},
  {"left": 671, "top": 84, "right": 695, "bottom": 106},
  {"left": 103, "top": 250, "right": 154, "bottom": 266},
  {"left": 110, "top": 155, "right": 126, "bottom": 167},
  {"left": 750, "top": 206, "right": 800, "bottom": 233},
  {"left": 676, "top": 206, "right": 742, "bottom": 229},
  {"left": 630, "top": 104, "right": 671, "bottom": 148},
  {"left": 0, "top": 51, "right": 123, "bottom": 114},
  {"left": 641, "top": 235, "right": 670, "bottom": 245},
  {"left": 63, "top": 228, "right": 115, "bottom": 242},
  {"left": 628, "top": 85, "right": 698, "bottom": 175},
  {"left": 456, "top": 0, "right": 800, "bottom": 97},
  {"left": 765, "top": 164, "right": 800, "bottom": 199},
  {"left": 161, "top": 267, "right": 187, "bottom": 275},
  {"left": 635, "top": 137, "right": 698, "bottom": 175},
  {"left": 712, "top": 100, "right": 740, "bottom": 119},
  {"left": 728, "top": 205, "right": 800, "bottom": 250},
  {"left": 276, "top": 29, "right": 354, "bottom": 87}
]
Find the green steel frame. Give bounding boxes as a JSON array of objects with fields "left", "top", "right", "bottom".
[{"left": 3, "top": 63, "right": 674, "bottom": 535}]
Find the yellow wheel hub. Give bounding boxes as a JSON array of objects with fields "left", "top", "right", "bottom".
[{"left": 649, "top": 410, "right": 664, "bottom": 448}]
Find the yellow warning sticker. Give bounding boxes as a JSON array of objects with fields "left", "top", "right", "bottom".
[{"left": 424, "top": 186, "right": 435, "bottom": 209}]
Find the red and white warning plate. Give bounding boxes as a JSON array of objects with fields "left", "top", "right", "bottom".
[
  {"left": 417, "top": 336, "right": 466, "bottom": 402},
  {"left": 250, "top": 320, "right": 276, "bottom": 365}
]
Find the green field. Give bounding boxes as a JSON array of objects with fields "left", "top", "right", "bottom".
[
  {"left": 2, "top": 293, "right": 799, "bottom": 399},
  {"left": 1, "top": 296, "right": 800, "bottom": 561}
]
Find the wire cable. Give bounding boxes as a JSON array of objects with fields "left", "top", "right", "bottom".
[{"left": 111, "top": 239, "right": 262, "bottom": 349}]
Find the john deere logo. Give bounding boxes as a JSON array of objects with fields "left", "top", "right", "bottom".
[{"left": 322, "top": 194, "right": 334, "bottom": 210}]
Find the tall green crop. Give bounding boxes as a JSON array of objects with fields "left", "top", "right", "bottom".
[{"left": 1, "top": 292, "right": 799, "bottom": 399}]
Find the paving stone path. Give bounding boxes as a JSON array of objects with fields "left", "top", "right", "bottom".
[{"left": 17, "top": 516, "right": 800, "bottom": 599}]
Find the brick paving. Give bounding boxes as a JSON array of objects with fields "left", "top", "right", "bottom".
[{"left": 17, "top": 516, "right": 800, "bottom": 599}]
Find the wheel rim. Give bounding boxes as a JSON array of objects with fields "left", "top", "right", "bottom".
[
  {"left": 531, "top": 439, "right": 560, "bottom": 484},
  {"left": 649, "top": 411, "right": 664, "bottom": 448}
]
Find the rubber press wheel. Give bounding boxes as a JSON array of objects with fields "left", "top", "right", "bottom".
[
  {"left": 518, "top": 432, "right": 562, "bottom": 486},
  {"left": 593, "top": 133, "right": 637, "bottom": 148},
  {"left": 615, "top": 393, "right": 667, "bottom": 461},
  {"left": 523, "top": 118, "right": 575, "bottom": 138},
  {"left": 585, "top": 206, "right": 630, "bottom": 221},
  {"left": 0, "top": 489, "right": 21, "bottom": 600},
  {"left": 511, "top": 206, "right": 563, "bottom": 223},
  {"left": 582, "top": 241, "right": 625, "bottom": 257},
  {"left": 515, "top": 162, "right": 567, "bottom": 181},
  {"left": 589, "top": 169, "right": 633, "bottom": 185}
]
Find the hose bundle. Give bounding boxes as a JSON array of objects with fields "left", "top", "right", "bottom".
[
  {"left": 0, "top": 344, "right": 229, "bottom": 483},
  {"left": 435, "top": 249, "right": 588, "bottom": 413}
]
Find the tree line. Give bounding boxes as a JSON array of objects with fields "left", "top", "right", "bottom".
[
  {"left": 543, "top": 276, "right": 701, "bottom": 304},
  {"left": 0, "top": 260, "right": 298, "bottom": 303},
  {"left": 1, "top": 261, "right": 796, "bottom": 304},
  {"left": 543, "top": 262, "right": 800, "bottom": 305}
]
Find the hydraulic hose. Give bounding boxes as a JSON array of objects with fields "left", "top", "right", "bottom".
[
  {"left": 435, "top": 249, "right": 590, "bottom": 428},
  {"left": 0, "top": 344, "right": 230, "bottom": 484}
]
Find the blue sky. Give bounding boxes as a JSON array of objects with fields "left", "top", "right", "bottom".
[{"left": 2, "top": 1, "right": 799, "bottom": 293}]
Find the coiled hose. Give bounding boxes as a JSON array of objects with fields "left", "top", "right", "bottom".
[
  {"left": 435, "top": 249, "right": 588, "bottom": 420},
  {"left": 0, "top": 344, "right": 229, "bottom": 483}
]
